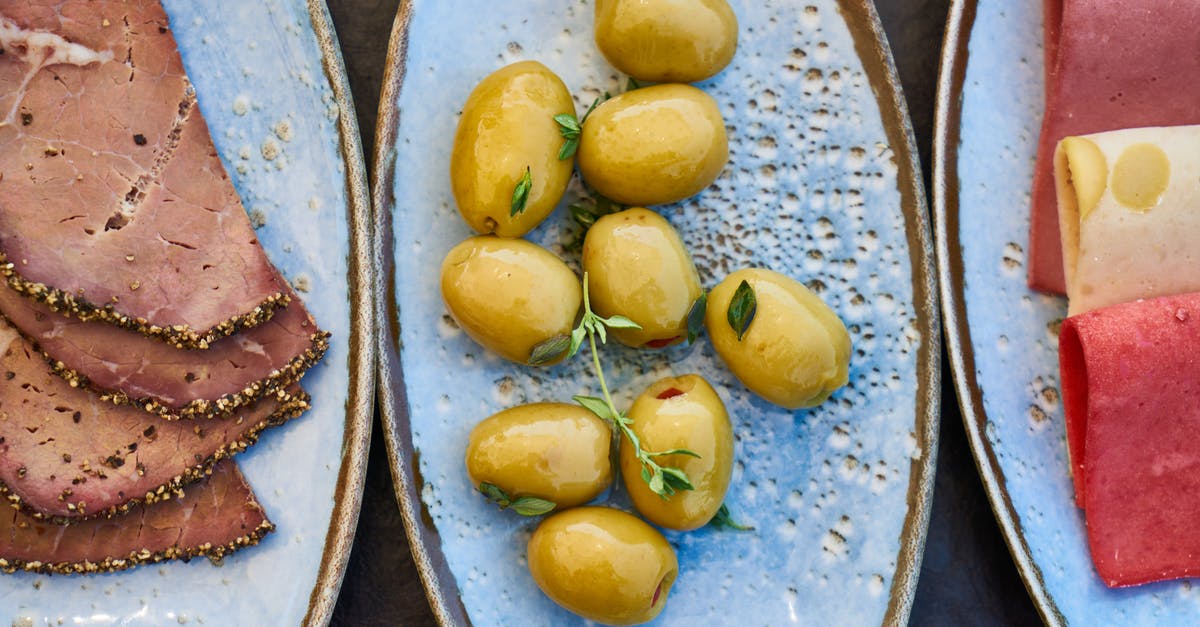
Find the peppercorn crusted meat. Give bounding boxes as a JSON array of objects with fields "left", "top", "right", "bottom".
[
  {"left": 0, "top": 459, "right": 273, "bottom": 575},
  {"left": 0, "top": 1, "right": 288, "bottom": 348}
]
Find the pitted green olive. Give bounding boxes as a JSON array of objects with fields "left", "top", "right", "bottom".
[
  {"left": 594, "top": 0, "right": 738, "bottom": 83},
  {"left": 705, "top": 268, "right": 851, "bottom": 408},
  {"left": 578, "top": 84, "right": 728, "bottom": 207},
  {"left": 440, "top": 236, "right": 581, "bottom": 365},
  {"left": 450, "top": 60, "right": 576, "bottom": 237},
  {"left": 621, "top": 375, "right": 733, "bottom": 530},
  {"left": 582, "top": 208, "right": 702, "bottom": 348},
  {"left": 465, "top": 403, "right": 613, "bottom": 509},
  {"left": 528, "top": 507, "right": 678, "bottom": 625}
]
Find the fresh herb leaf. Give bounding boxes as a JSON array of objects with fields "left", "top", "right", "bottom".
[
  {"left": 709, "top": 504, "right": 755, "bottom": 531},
  {"left": 554, "top": 113, "right": 582, "bottom": 160},
  {"left": 557, "top": 137, "right": 579, "bottom": 160},
  {"left": 600, "top": 314, "right": 641, "bottom": 330},
  {"left": 510, "top": 166, "right": 533, "bottom": 217},
  {"left": 648, "top": 469, "right": 666, "bottom": 496},
  {"left": 568, "top": 324, "right": 588, "bottom": 358},
  {"left": 660, "top": 467, "right": 695, "bottom": 492},
  {"left": 479, "top": 482, "right": 507, "bottom": 504},
  {"left": 569, "top": 203, "right": 598, "bottom": 229},
  {"left": 574, "top": 395, "right": 617, "bottom": 423},
  {"left": 645, "top": 448, "right": 702, "bottom": 459},
  {"left": 727, "top": 280, "right": 757, "bottom": 341},
  {"left": 626, "top": 76, "right": 642, "bottom": 91},
  {"left": 686, "top": 292, "right": 707, "bottom": 344},
  {"left": 528, "top": 334, "right": 571, "bottom": 365},
  {"left": 510, "top": 496, "right": 556, "bottom": 516},
  {"left": 580, "top": 92, "right": 609, "bottom": 125}
]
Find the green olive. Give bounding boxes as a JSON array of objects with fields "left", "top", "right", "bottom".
[
  {"left": 528, "top": 507, "right": 678, "bottom": 625},
  {"left": 594, "top": 0, "right": 738, "bottom": 83},
  {"left": 465, "top": 403, "right": 613, "bottom": 509},
  {"left": 621, "top": 375, "right": 733, "bottom": 530},
  {"left": 578, "top": 84, "right": 728, "bottom": 207},
  {"left": 582, "top": 208, "right": 702, "bottom": 348},
  {"left": 450, "top": 61, "right": 576, "bottom": 237},
  {"left": 440, "top": 236, "right": 581, "bottom": 365},
  {"left": 705, "top": 268, "right": 851, "bottom": 408}
]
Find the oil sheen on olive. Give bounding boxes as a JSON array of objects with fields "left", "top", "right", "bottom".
[
  {"left": 582, "top": 208, "right": 702, "bottom": 348},
  {"left": 705, "top": 268, "right": 851, "bottom": 408},
  {"left": 450, "top": 60, "right": 576, "bottom": 237},
  {"left": 440, "top": 236, "right": 581, "bottom": 365},
  {"left": 528, "top": 507, "right": 678, "bottom": 626},
  {"left": 594, "top": 0, "right": 738, "bottom": 83},
  {"left": 465, "top": 403, "right": 613, "bottom": 508},
  {"left": 621, "top": 375, "right": 733, "bottom": 530},
  {"left": 578, "top": 84, "right": 728, "bottom": 207}
]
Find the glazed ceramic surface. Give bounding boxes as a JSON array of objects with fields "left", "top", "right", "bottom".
[
  {"left": 0, "top": 1, "right": 372, "bottom": 624},
  {"left": 936, "top": 0, "right": 1200, "bottom": 623},
  {"left": 377, "top": 1, "right": 939, "bottom": 625}
]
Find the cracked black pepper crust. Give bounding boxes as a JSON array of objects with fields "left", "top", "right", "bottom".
[
  {"left": 0, "top": 518, "right": 275, "bottom": 575},
  {"left": 0, "top": 253, "right": 290, "bottom": 350},
  {"left": 0, "top": 388, "right": 310, "bottom": 525}
]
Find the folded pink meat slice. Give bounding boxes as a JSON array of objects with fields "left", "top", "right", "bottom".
[
  {"left": 1059, "top": 292, "right": 1200, "bottom": 587},
  {"left": 0, "top": 280, "right": 328, "bottom": 420},
  {"left": 0, "top": 1, "right": 287, "bottom": 348},
  {"left": 0, "top": 317, "right": 307, "bottom": 521},
  {"left": 0, "top": 459, "right": 272, "bottom": 575},
  {"left": 1027, "top": 0, "right": 1200, "bottom": 294}
]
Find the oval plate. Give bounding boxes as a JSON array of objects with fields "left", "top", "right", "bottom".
[
  {"left": 935, "top": 0, "right": 1200, "bottom": 623},
  {"left": 377, "top": 1, "right": 938, "bottom": 624},
  {"left": 0, "top": 1, "right": 373, "bottom": 624}
]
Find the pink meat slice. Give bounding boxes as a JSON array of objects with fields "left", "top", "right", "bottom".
[
  {"left": 0, "top": 459, "right": 272, "bottom": 575},
  {"left": 1027, "top": 0, "right": 1200, "bottom": 294},
  {"left": 0, "top": 1, "right": 287, "bottom": 346},
  {"left": 1059, "top": 292, "right": 1200, "bottom": 587},
  {"left": 0, "top": 318, "right": 307, "bottom": 521},
  {"left": 0, "top": 279, "right": 327, "bottom": 419}
]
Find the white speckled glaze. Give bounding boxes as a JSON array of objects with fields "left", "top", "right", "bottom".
[
  {"left": 0, "top": 1, "right": 371, "bottom": 624},
  {"left": 936, "top": 0, "right": 1200, "bottom": 624},
  {"left": 379, "top": 1, "right": 938, "bottom": 625}
]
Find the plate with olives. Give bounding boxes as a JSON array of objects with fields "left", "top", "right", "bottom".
[{"left": 374, "top": 1, "right": 939, "bottom": 624}]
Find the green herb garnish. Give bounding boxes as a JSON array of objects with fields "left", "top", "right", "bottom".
[
  {"left": 727, "top": 280, "right": 757, "bottom": 341},
  {"left": 510, "top": 166, "right": 533, "bottom": 217},
  {"left": 709, "top": 503, "right": 754, "bottom": 531},
  {"left": 554, "top": 113, "right": 581, "bottom": 160},
  {"left": 626, "top": 76, "right": 642, "bottom": 91},
  {"left": 478, "top": 482, "right": 556, "bottom": 516},
  {"left": 685, "top": 292, "right": 708, "bottom": 345},
  {"left": 528, "top": 333, "right": 571, "bottom": 366},
  {"left": 565, "top": 194, "right": 625, "bottom": 253}
]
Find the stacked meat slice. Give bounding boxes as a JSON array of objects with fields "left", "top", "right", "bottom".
[{"left": 0, "top": 1, "right": 329, "bottom": 573}]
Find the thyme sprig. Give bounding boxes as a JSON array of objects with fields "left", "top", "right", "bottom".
[{"left": 478, "top": 482, "right": 556, "bottom": 516}]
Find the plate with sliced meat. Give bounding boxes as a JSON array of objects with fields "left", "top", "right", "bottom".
[
  {"left": 0, "top": 0, "right": 371, "bottom": 624},
  {"left": 936, "top": 0, "right": 1200, "bottom": 623}
]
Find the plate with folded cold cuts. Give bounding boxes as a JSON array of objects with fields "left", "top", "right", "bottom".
[
  {"left": 936, "top": 0, "right": 1200, "bottom": 624},
  {"left": 0, "top": 0, "right": 372, "bottom": 624}
]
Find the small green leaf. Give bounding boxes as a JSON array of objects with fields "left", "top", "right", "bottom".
[
  {"left": 727, "top": 280, "right": 757, "bottom": 341},
  {"left": 646, "top": 448, "right": 702, "bottom": 459},
  {"left": 686, "top": 292, "right": 707, "bottom": 344},
  {"left": 567, "top": 324, "right": 587, "bottom": 358},
  {"left": 554, "top": 113, "right": 581, "bottom": 137},
  {"left": 600, "top": 314, "right": 642, "bottom": 330},
  {"left": 510, "top": 166, "right": 533, "bottom": 217},
  {"left": 660, "top": 467, "right": 695, "bottom": 492},
  {"left": 626, "top": 76, "right": 642, "bottom": 91},
  {"left": 528, "top": 334, "right": 570, "bottom": 366},
  {"left": 574, "top": 395, "right": 617, "bottom": 423},
  {"left": 580, "top": 93, "right": 608, "bottom": 124},
  {"left": 478, "top": 482, "right": 510, "bottom": 507},
  {"left": 648, "top": 468, "right": 667, "bottom": 496},
  {"left": 510, "top": 496, "right": 557, "bottom": 517},
  {"left": 709, "top": 504, "right": 755, "bottom": 531},
  {"left": 593, "top": 318, "right": 609, "bottom": 344},
  {"left": 557, "top": 137, "right": 579, "bottom": 160},
  {"left": 570, "top": 203, "right": 598, "bottom": 229},
  {"left": 640, "top": 466, "right": 652, "bottom": 484}
]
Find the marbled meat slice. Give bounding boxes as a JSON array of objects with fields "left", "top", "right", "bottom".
[
  {"left": 0, "top": 318, "right": 308, "bottom": 521},
  {"left": 0, "top": 280, "right": 328, "bottom": 420},
  {"left": 0, "top": 1, "right": 288, "bottom": 348},
  {"left": 0, "top": 459, "right": 272, "bottom": 575}
]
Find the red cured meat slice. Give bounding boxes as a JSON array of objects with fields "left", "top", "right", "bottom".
[
  {"left": 1027, "top": 0, "right": 1200, "bottom": 294},
  {"left": 0, "top": 459, "right": 272, "bottom": 575},
  {"left": 1060, "top": 292, "right": 1200, "bottom": 587},
  {"left": 0, "top": 1, "right": 288, "bottom": 347}
]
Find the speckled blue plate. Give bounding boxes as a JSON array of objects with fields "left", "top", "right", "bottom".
[
  {"left": 377, "top": 1, "right": 938, "bottom": 624},
  {"left": 0, "top": 1, "right": 373, "bottom": 624},
  {"left": 934, "top": 0, "right": 1200, "bottom": 624}
]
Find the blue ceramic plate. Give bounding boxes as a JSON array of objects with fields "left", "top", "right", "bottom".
[
  {"left": 377, "top": 1, "right": 938, "bottom": 624},
  {"left": 935, "top": 0, "right": 1200, "bottom": 623},
  {"left": 0, "top": 1, "right": 373, "bottom": 624}
]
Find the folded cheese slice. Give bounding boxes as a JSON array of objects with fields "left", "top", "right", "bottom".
[{"left": 1055, "top": 125, "right": 1200, "bottom": 316}]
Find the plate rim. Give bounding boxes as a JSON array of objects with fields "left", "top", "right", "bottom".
[
  {"left": 373, "top": 1, "right": 941, "bottom": 624},
  {"left": 931, "top": 0, "right": 1064, "bottom": 624}
]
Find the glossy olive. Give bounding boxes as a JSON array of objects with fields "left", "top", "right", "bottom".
[
  {"left": 621, "top": 375, "right": 733, "bottom": 530},
  {"left": 450, "top": 61, "right": 576, "bottom": 237},
  {"left": 594, "top": 0, "right": 738, "bottom": 83},
  {"left": 582, "top": 208, "right": 702, "bottom": 348},
  {"left": 440, "top": 236, "right": 581, "bottom": 365},
  {"left": 578, "top": 84, "right": 728, "bottom": 207},
  {"left": 528, "top": 507, "right": 678, "bottom": 625},
  {"left": 705, "top": 268, "right": 850, "bottom": 408},
  {"left": 465, "top": 403, "right": 613, "bottom": 509}
]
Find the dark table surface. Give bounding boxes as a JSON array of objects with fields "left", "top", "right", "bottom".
[{"left": 325, "top": 1, "right": 1042, "bottom": 624}]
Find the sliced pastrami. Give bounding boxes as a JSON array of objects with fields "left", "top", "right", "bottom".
[
  {"left": 0, "top": 459, "right": 272, "bottom": 575},
  {"left": 0, "top": 2, "right": 288, "bottom": 348},
  {"left": 0, "top": 318, "right": 307, "bottom": 521},
  {"left": 0, "top": 280, "right": 327, "bottom": 420}
]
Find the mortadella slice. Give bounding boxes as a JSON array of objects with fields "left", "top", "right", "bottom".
[
  {"left": 1027, "top": 0, "right": 1200, "bottom": 294},
  {"left": 0, "top": 459, "right": 273, "bottom": 575},
  {"left": 1060, "top": 292, "right": 1200, "bottom": 587}
]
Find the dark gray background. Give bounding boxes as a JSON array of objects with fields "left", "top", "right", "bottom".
[{"left": 324, "top": 1, "right": 1042, "bottom": 624}]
